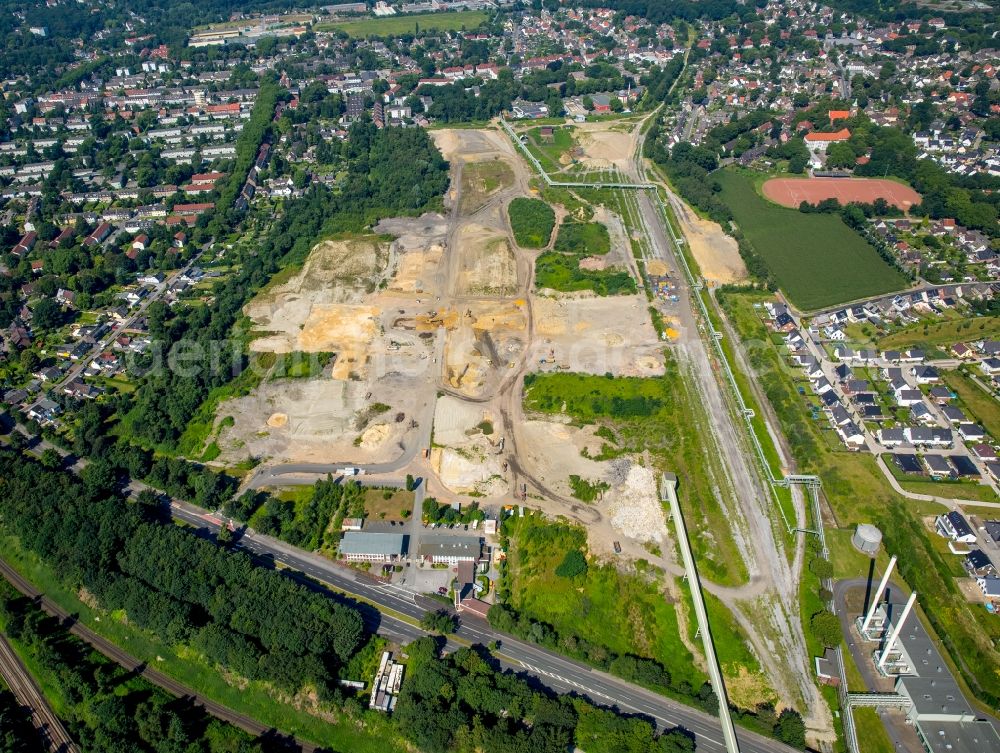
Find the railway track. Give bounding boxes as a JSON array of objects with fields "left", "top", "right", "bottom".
[
  {"left": 0, "top": 559, "right": 315, "bottom": 753},
  {"left": 0, "top": 632, "right": 78, "bottom": 753}
]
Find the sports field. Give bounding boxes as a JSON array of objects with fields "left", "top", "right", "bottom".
[
  {"left": 315, "top": 10, "right": 488, "bottom": 37},
  {"left": 717, "top": 169, "right": 910, "bottom": 311},
  {"left": 762, "top": 177, "right": 921, "bottom": 210}
]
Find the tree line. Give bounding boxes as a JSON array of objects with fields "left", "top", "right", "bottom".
[
  {"left": 394, "top": 637, "right": 698, "bottom": 753},
  {"left": 0, "top": 582, "right": 278, "bottom": 753},
  {"left": 0, "top": 448, "right": 366, "bottom": 699}
]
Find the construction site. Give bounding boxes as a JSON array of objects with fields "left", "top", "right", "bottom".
[{"left": 216, "top": 118, "right": 833, "bottom": 743}]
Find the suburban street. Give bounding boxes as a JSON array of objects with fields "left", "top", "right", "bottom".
[{"left": 26, "top": 240, "right": 212, "bottom": 414}]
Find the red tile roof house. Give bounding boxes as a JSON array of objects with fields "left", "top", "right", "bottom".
[
  {"left": 172, "top": 202, "right": 214, "bottom": 216},
  {"left": 804, "top": 128, "right": 851, "bottom": 144},
  {"left": 12, "top": 232, "right": 37, "bottom": 257},
  {"left": 83, "top": 222, "right": 111, "bottom": 247}
]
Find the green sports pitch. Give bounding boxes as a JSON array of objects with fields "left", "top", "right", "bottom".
[{"left": 716, "top": 169, "right": 910, "bottom": 311}]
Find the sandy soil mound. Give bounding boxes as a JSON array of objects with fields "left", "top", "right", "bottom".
[
  {"left": 432, "top": 446, "right": 506, "bottom": 496},
  {"left": 673, "top": 206, "right": 747, "bottom": 285},
  {"left": 433, "top": 396, "right": 488, "bottom": 446},
  {"left": 267, "top": 413, "right": 288, "bottom": 427},
  {"left": 360, "top": 423, "right": 390, "bottom": 450},
  {"left": 577, "top": 128, "right": 632, "bottom": 169}
]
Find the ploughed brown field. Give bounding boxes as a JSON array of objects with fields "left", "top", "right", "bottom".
[{"left": 762, "top": 177, "right": 921, "bottom": 210}]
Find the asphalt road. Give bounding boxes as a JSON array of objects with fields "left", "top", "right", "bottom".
[
  {"left": 0, "top": 631, "right": 78, "bottom": 753},
  {"left": 170, "top": 501, "right": 800, "bottom": 753}
]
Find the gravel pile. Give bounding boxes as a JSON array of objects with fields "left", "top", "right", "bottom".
[{"left": 606, "top": 465, "right": 666, "bottom": 544}]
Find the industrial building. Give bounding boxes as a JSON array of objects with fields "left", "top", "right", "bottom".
[
  {"left": 338, "top": 531, "right": 408, "bottom": 562},
  {"left": 417, "top": 534, "right": 482, "bottom": 564},
  {"left": 853, "top": 556, "right": 1000, "bottom": 753}
]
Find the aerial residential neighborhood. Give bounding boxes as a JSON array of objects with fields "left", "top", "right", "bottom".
[{"left": 0, "top": 1, "right": 998, "bottom": 753}]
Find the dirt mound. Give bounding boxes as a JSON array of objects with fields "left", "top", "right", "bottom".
[
  {"left": 267, "top": 412, "right": 288, "bottom": 427},
  {"left": 681, "top": 213, "right": 746, "bottom": 285},
  {"left": 360, "top": 423, "right": 390, "bottom": 450},
  {"left": 577, "top": 128, "right": 632, "bottom": 169},
  {"left": 605, "top": 465, "right": 666, "bottom": 544}
]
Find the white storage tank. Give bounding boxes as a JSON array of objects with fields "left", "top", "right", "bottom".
[{"left": 852, "top": 523, "right": 882, "bottom": 556}]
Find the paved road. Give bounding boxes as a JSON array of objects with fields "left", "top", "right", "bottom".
[
  {"left": 0, "top": 632, "right": 78, "bottom": 753},
  {"left": 169, "top": 501, "right": 800, "bottom": 753},
  {"left": 11, "top": 427, "right": 797, "bottom": 753},
  {"left": 0, "top": 559, "right": 314, "bottom": 752}
]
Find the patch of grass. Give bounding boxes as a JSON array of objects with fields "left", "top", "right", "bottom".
[
  {"left": 460, "top": 159, "right": 514, "bottom": 213},
  {"left": 568, "top": 474, "right": 610, "bottom": 502},
  {"left": 553, "top": 221, "right": 611, "bottom": 255},
  {"left": 877, "top": 315, "right": 1000, "bottom": 351},
  {"left": 851, "top": 708, "right": 895, "bottom": 753},
  {"left": 508, "top": 197, "right": 555, "bottom": 248},
  {"left": 942, "top": 368, "right": 1000, "bottom": 439},
  {"left": 363, "top": 487, "right": 415, "bottom": 520},
  {"left": 522, "top": 126, "right": 578, "bottom": 173},
  {"left": 716, "top": 169, "right": 909, "bottom": 311},
  {"left": 314, "top": 9, "right": 488, "bottom": 37},
  {"left": 270, "top": 351, "right": 334, "bottom": 380},
  {"left": 504, "top": 514, "right": 702, "bottom": 686},
  {"left": 534, "top": 251, "right": 636, "bottom": 295}
]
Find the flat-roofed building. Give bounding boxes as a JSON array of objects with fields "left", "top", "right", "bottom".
[
  {"left": 338, "top": 531, "right": 407, "bottom": 562},
  {"left": 417, "top": 535, "right": 482, "bottom": 565}
]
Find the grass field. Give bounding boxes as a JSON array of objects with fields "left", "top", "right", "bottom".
[
  {"left": 876, "top": 315, "right": 1000, "bottom": 351},
  {"left": 523, "top": 366, "right": 749, "bottom": 586},
  {"left": 314, "top": 10, "right": 488, "bottom": 37},
  {"left": 717, "top": 169, "right": 909, "bottom": 311},
  {"left": 942, "top": 368, "right": 1000, "bottom": 439},
  {"left": 504, "top": 514, "right": 703, "bottom": 686},
  {"left": 553, "top": 221, "right": 611, "bottom": 255}
]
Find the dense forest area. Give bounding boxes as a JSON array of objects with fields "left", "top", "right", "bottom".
[
  {"left": 0, "top": 582, "right": 274, "bottom": 753},
  {"left": 394, "top": 637, "right": 697, "bottom": 753},
  {"left": 0, "top": 685, "right": 43, "bottom": 753},
  {"left": 0, "top": 448, "right": 366, "bottom": 698}
]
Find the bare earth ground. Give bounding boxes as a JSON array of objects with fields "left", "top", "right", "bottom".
[
  {"left": 230, "top": 123, "right": 811, "bottom": 722},
  {"left": 762, "top": 176, "right": 921, "bottom": 210},
  {"left": 670, "top": 196, "right": 748, "bottom": 285},
  {"left": 531, "top": 295, "right": 664, "bottom": 376}
]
